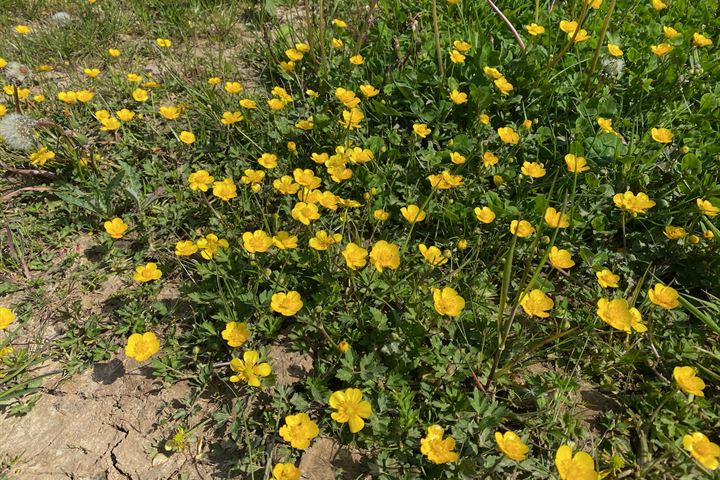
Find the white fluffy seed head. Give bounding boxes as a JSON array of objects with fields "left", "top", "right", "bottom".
[
  {"left": 0, "top": 113, "right": 36, "bottom": 150},
  {"left": 51, "top": 12, "right": 72, "bottom": 25}
]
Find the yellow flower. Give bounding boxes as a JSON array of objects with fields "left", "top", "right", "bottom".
[
  {"left": 697, "top": 198, "right": 720, "bottom": 217},
  {"left": 510, "top": 220, "right": 535, "bottom": 238},
  {"left": 479, "top": 113, "right": 491, "bottom": 124},
  {"left": 272, "top": 463, "right": 301, "bottom": 480},
  {"left": 285, "top": 48, "right": 304, "bottom": 62},
  {"left": 607, "top": 44, "right": 623, "bottom": 57},
  {"left": 498, "top": 126, "right": 519, "bottom": 144},
  {"left": 673, "top": 366, "right": 705, "bottom": 397},
  {"left": 522, "top": 119, "right": 533, "bottom": 129},
  {"left": 704, "top": 230, "right": 714, "bottom": 240},
  {"left": 449, "top": 152, "right": 466, "bottom": 164},
  {"left": 596, "top": 298, "right": 646, "bottom": 333},
  {"left": 57, "top": 91, "right": 78, "bottom": 104},
  {"left": 359, "top": 84, "right": 379, "bottom": 97},
  {"left": 188, "top": 170, "right": 214, "bottom": 192},
  {"left": 549, "top": 246, "right": 575, "bottom": 269},
  {"left": 597, "top": 117, "right": 614, "bottom": 133},
  {"left": 419, "top": 244, "right": 448, "bottom": 267},
  {"left": 309, "top": 231, "right": 341, "bottom": 251},
  {"left": 449, "top": 50, "right": 465, "bottom": 63},
  {"left": 495, "top": 431, "right": 529, "bottom": 461},
  {"left": 420, "top": 425, "right": 459, "bottom": 464},
  {"left": 483, "top": 151, "right": 499, "bottom": 167},
  {"left": 273, "top": 176, "right": 300, "bottom": 195},
  {"left": 331, "top": 37, "right": 344, "bottom": 49},
  {"left": 651, "top": 127, "right": 673, "bottom": 143},
  {"left": 239, "top": 98, "right": 257, "bottom": 109},
  {"left": 453, "top": 40, "right": 472, "bottom": 52},
  {"left": 457, "top": 239, "right": 468, "bottom": 250},
  {"left": 271, "top": 291, "right": 303, "bottom": 316},
  {"left": 413, "top": 123, "right": 431, "bottom": 138},
  {"left": 99, "top": 117, "right": 121, "bottom": 131},
  {"left": 335, "top": 87, "right": 360, "bottom": 108},
  {"left": 663, "top": 26, "right": 680, "bottom": 39},
  {"left": 565, "top": 154, "right": 590, "bottom": 173},
  {"left": 175, "top": 240, "right": 198, "bottom": 256},
  {"left": 291, "top": 202, "right": 320, "bottom": 225},
  {"left": 155, "top": 38, "right": 172, "bottom": 47},
  {"left": 450, "top": 89, "right": 468, "bottom": 105},
  {"left": 116, "top": 108, "right": 135, "bottom": 122},
  {"left": 279, "top": 413, "right": 319, "bottom": 450},
  {"left": 295, "top": 118, "right": 314, "bottom": 130},
  {"left": 133, "top": 263, "right": 162, "bottom": 283},
  {"left": 683, "top": 433, "right": 720, "bottom": 470},
  {"left": 545, "top": 207, "right": 569, "bottom": 228},
  {"left": 15, "top": 25, "right": 31, "bottom": 35},
  {"left": 339, "top": 108, "right": 364, "bottom": 129},
  {"left": 483, "top": 66, "right": 504, "bottom": 79},
  {"left": 596, "top": 269, "right": 620, "bottom": 288},
  {"left": 108, "top": 48, "right": 121, "bottom": 57},
  {"left": 29, "top": 147, "right": 56, "bottom": 166},
  {"left": 329, "top": 388, "right": 372, "bottom": 433},
  {"left": 474, "top": 206, "right": 496, "bottom": 224},
  {"left": 587, "top": 0, "right": 602, "bottom": 8},
  {"left": 241, "top": 169, "right": 265, "bottom": 185},
  {"left": 524, "top": 23, "right": 545, "bottom": 36},
  {"left": 663, "top": 226, "right": 687, "bottom": 240},
  {"left": 212, "top": 178, "right": 237, "bottom": 201},
  {"left": 83, "top": 68, "right": 101, "bottom": 78},
  {"left": 650, "top": 43, "right": 673, "bottom": 56},
  {"left": 494, "top": 77, "right": 514, "bottom": 95},
  {"left": 0, "top": 58, "right": 5, "bottom": 69},
  {"left": 258, "top": 153, "right": 278, "bottom": 169},
  {"left": 401, "top": 204, "right": 426, "bottom": 223},
  {"left": 272, "top": 231, "right": 298, "bottom": 250},
  {"left": 342, "top": 243, "right": 368, "bottom": 270},
  {"left": 242, "top": 230, "right": 273, "bottom": 253},
  {"left": 373, "top": 209, "right": 390, "bottom": 221},
  {"left": 75, "top": 90, "right": 94, "bottom": 103},
  {"left": 555, "top": 445, "right": 598, "bottom": 480},
  {"left": 132, "top": 88, "right": 149, "bottom": 102},
  {"left": 428, "top": 170, "right": 463, "bottom": 189},
  {"left": 104, "top": 217, "right": 129, "bottom": 239},
  {"left": 179, "top": 131, "right": 196, "bottom": 144},
  {"left": 519, "top": 289, "right": 554, "bottom": 318},
  {"left": 0, "top": 308, "right": 17, "bottom": 331},
  {"left": 651, "top": 0, "right": 667, "bottom": 10},
  {"left": 229, "top": 350, "right": 271, "bottom": 387},
  {"left": 333, "top": 18, "right": 348, "bottom": 28},
  {"left": 648, "top": 284, "right": 679, "bottom": 309},
  {"left": 338, "top": 340, "right": 350, "bottom": 353},
  {"left": 613, "top": 191, "right": 655, "bottom": 215},
  {"left": 222, "top": 322, "right": 250, "bottom": 348},
  {"left": 433, "top": 287, "right": 465, "bottom": 317},
  {"left": 127, "top": 73, "right": 143, "bottom": 82},
  {"left": 692, "top": 33, "right": 712, "bottom": 47},
  {"left": 125, "top": 332, "right": 160, "bottom": 362},
  {"left": 196, "top": 234, "right": 229, "bottom": 259},
  {"left": 369, "top": 241, "right": 400, "bottom": 272},
  {"left": 521, "top": 161, "right": 546, "bottom": 178},
  {"left": 349, "top": 54, "right": 364, "bottom": 65}
]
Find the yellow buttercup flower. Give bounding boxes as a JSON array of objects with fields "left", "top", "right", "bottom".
[
  {"left": 328, "top": 388, "right": 372, "bottom": 433},
  {"left": 175, "top": 240, "right": 198, "bottom": 256},
  {"left": 413, "top": 123, "right": 431, "bottom": 138},
  {"left": 271, "top": 291, "right": 303, "bottom": 316},
  {"left": 15, "top": 25, "right": 31, "bottom": 35},
  {"left": 272, "top": 231, "right": 298, "bottom": 250},
  {"left": 155, "top": 38, "right": 172, "bottom": 48},
  {"left": 29, "top": 147, "right": 56, "bottom": 166},
  {"left": 521, "top": 161, "right": 546, "bottom": 178},
  {"left": 596, "top": 269, "right": 620, "bottom": 288},
  {"left": 449, "top": 50, "right": 465, "bottom": 63},
  {"left": 420, "top": 425, "right": 459, "bottom": 464},
  {"left": 373, "top": 209, "right": 390, "bottom": 221},
  {"left": 613, "top": 191, "right": 655, "bottom": 215},
  {"left": 188, "top": 170, "right": 214, "bottom": 191},
  {"left": 450, "top": 152, "right": 466, "bottom": 164},
  {"left": 116, "top": 108, "right": 135, "bottom": 122},
  {"left": 221, "top": 322, "right": 250, "bottom": 348},
  {"left": 433, "top": 287, "right": 465, "bottom": 317},
  {"left": 483, "top": 66, "right": 503, "bottom": 79},
  {"left": 419, "top": 244, "right": 448, "bottom": 267},
  {"left": 673, "top": 366, "right": 705, "bottom": 397},
  {"left": 565, "top": 154, "right": 590, "bottom": 173},
  {"left": 651, "top": 0, "right": 666, "bottom": 10},
  {"left": 510, "top": 220, "right": 535, "bottom": 238},
  {"left": 663, "top": 26, "right": 680, "bottom": 39},
  {"left": 401, "top": 204, "right": 426, "bottom": 223},
  {"left": 179, "top": 131, "right": 196, "bottom": 144},
  {"left": 342, "top": 243, "right": 368, "bottom": 270},
  {"left": 596, "top": 298, "right": 646, "bottom": 333},
  {"left": 0, "top": 308, "right": 17, "bottom": 331},
  {"left": 650, "top": 43, "right": 673, "bottom": 56},
  {"left": 349, "top": 54, "right": 364, "bottom": 65},
  {"left": 279, "top": 413, "right": 319, "bottom": 450},
  {"left": 692, "top": 33, "right": 712, "bottom": 47},
  {"left": 339, "top": 108, "right": 364, "bottom": 129},
  {"left": 495, "top": 431, "right": 529, "bottom": 461},
  {"left": 453, "top": 40, "right": 471, "bottom": 52},
  {"left": 549, "top": 246, "right": 575, "bottom": 269},
  {"left": 428, "top": 170, "right": 463, "bottom": 189},
  {"left": 104, "top": 217, "right": 129, "bottom": 239},
  {"left": 663, "top": 226, "right": 687, "bottom": 240},
  {"left": 494, "top": 77, "right": 514, "bottom": 95},
  {"left": 133, "top": 263, "right": 162, "bottom": 283},
  {"left": 291, "top": 202, "right": 320, "bottom": 225},
  {"left": 132, "top": 88, "right": 149, "bottom": 102},
  {"left": 309, "top": 231, "right": 341, "bottom": 251},
  {"left": 272, "top": 463, "right": 300, "bottom": 480},
  {"left": 258, "top": 153, "right": 278, "bottom": 169},
  {"left": 229, "top": 350, "right": 271, "bottom": 386},
  {"left": 525, "top": 23, "right": 545, "bottom": 36},
  {"left": 369, "top": 241, "right": 400, "bottom": 272},
  {"left": 212, "top": 178, "right": 237, "bottom": 201},
  {"left": 555, "top": 445, "right": 598, "bottom": 480},
  {"left": 545, "top": 207, "right": 569, "bottom": 228},
  {"left": 648, "top": 284, "right": 679, "bottom": 309},
  {"left": 651, "top": 127, "right": 673, "bottom": 143},
  {"left": 83, "top": 68, "right": 101, "bottom": 78},
  {"left": 196, "top": 234, "right": 229, "bottom": 259},
  {"left": 607, "top": 44, "right": 623, "bottom": 57},
  {"left": 450, "top": 89, "right": 468, "bottom": 105},
  {"left": 498, "top": 126, "right": 519, "bottom": 144},
  {"left": 520, "top": 289, "right": 554, "bottom": 318},
  {"left": 696, "top": 198, "right": 719, "bottom": 217},
  {"left": 125, "top": 332, "right": 160, "bottom": 362},
  {"left": 359, "top": 84, "right": 379, "bottom": 97},
  {"left": 242, "top": 230, "right": 273, "bottom": 253},
  {"left": 474, "top": 206, "right": 496, "bottom": 224},
  {"left": 483, "top": 151, "right": 499, "bottom": 167},
  {"left": 683, "top": 433, "right": 719, "bottom": 470}
]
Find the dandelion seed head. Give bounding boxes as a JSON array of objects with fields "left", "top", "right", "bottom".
[
  {"left": 0, "top": 113, "right": 37, "bottom": 150},
  {"left": 51, "top": 12, "right": 72, "bottom": 25}
]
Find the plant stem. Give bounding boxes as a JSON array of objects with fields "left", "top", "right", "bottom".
[
  {"left": 486, "top": 0, "right": 526, "bottom": 51},
  {"left": 431, "top": 0, "right": 445, "bottom": 78},
  {"left": 585, "top": 0, "right": 617, "bottom": 92}
]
